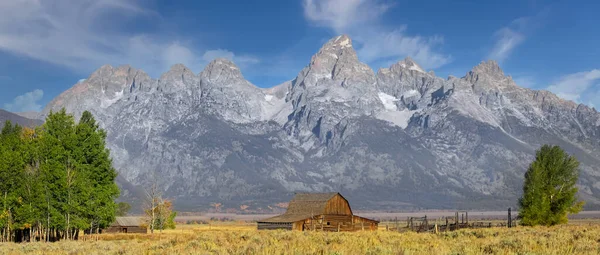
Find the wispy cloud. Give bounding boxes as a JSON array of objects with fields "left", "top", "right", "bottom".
[
  {"left": 547, "top": 69, "right": 600, "bottom": 107},
  {"left": 0, "top": 0, "right": 254, "bottom": 77},
  {"left": 487, "top": 10, "right": 547, "bottom": 63},
  {"left": 303, "top": 0, "right": 450, "bottom": 70},
  {"left": 3, "top": 89, "right": 44, "bottom": 112},
  {"left": 488, "top": 27, "right": 525, "bottom": 62}
]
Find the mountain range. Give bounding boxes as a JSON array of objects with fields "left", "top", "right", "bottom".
[
  {"left": 27, "top": 35, "right": 600, "bottom": 211},
  {"left": 0, "top": 109, "right": 43, "bottom": 128}
]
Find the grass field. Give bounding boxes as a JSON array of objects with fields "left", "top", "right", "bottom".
[{"left": 1, "top": 222, "right": 600, "bottom": 255}]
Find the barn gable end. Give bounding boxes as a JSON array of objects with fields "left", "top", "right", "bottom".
[{"left": 258, "top": 192, "right": 378, "bottom": 231}]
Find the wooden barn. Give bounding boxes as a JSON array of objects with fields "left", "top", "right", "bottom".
[
  {"left": 104, "top": 217, "right": 146, "bottom": 234},
  {"left": 257, "top": 192, "right": 379, "bottom": 231}
]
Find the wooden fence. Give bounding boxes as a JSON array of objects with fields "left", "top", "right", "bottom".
[{"left": 386, "top": 208, "right": 518, "bottom": 233}]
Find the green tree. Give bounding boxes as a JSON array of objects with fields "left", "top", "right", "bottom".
[
  {"left": 519, "top": 145, "right": 584, "bottom": 226},
  {"left": 74, "top": 111, "right": 119, "bottom": 234},
  {"left": 38, "top": 109, "right": 79, "bottom": 240},
  {"left": 0, "top": 109, "right": 121, "bottom": 242},
  {"left": 0, "top": 121, "right": 25, "bottom": 242},
  {"left": 115, "top": 202, "right": 131, "bottom": 217}
]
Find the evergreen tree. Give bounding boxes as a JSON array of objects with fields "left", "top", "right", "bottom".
[
  {"left": 519, "top": 145, "right": 584, "bottom": 226},
  {"left": 17, "top": 126, "right": 44, "bottom": 241},
  {"left": 0, "top": 121, "right": 24, "bottom": 242},
  {"left": 0, "top": 109, "right": 122, "bottom": 242},
  {"left": 75, "top": 111, "right": 119, "bottom": 233},
  {"left": 38, "top": 109, "right": 79, "bottom": 239}
]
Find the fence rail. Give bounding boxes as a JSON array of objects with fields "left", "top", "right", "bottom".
[{"left": 386, "top": 208, "right": 518, "bottom": 233}]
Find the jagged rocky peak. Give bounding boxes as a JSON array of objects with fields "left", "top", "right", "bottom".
[
  {"left": 297, "top": 34, "right": 375, "bottom": 87},
  {"left": 463, "top": 60, "right": 515, "bottom": 89},
  {"left": 88, "top": 64, "right": 135, "bottom": 80},
  {"left": 160, "top": 63, "right": 195, "bottom": 80},
  {"left": 394, "top": 56, "right": 426, "bottom": 73},
  {"left": 466, "top": 60, "right": 506, "bottom": 79},
  {"left": 89, "top": 64, "right": 115, "bottom": 78},
  {"left": 165, "top": 63, "right": 191, "bottom": 73},
  {"left": 157, "top": 64, "right": 198, "bottom": 93},
  {"left": 201, "top": 58, "right": 245, "bottom": 84},
  {"left": 320, "top": 34, "right": 353, "bottom": 52},
  {"left": 472, "top": 60, "right": 503, "bottom": 75}
]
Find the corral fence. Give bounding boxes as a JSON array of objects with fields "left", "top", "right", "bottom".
[{"left": 386, "top": 208, "right": 518, "bottom": 233}]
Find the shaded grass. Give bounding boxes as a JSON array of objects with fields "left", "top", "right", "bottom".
[{"left": 1, "top": 224, "right": 600, "bottom": 254}]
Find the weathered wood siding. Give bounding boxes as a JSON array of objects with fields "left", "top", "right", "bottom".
[
  {"left": 103, "top": 226, "right": 147, "bottom": 234},
  {"left": 257, "top": 222, "right": 293, "bottom": 230},
  {"left": 300, "top": 215, "right": 376, "bottom": 231},
  {"left": 323, "top": 194, "right": 352, "bottom": 215}
]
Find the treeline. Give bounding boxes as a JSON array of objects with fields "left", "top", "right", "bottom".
[{"left": 0, "top": 109, "right": 119, "bottom": 242}]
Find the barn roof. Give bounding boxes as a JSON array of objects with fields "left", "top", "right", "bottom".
[
  {"left": 258, "top": 192, "right": 348, "bottom": 223},
  {"left": 111, "top": 217, "right": 142, "bottom": 227}
]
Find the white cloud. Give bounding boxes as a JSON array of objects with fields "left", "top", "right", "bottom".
[
  {"left": 4, "top": 89, "right": 44, "bottom": 112},
  {"left": 303, "top": 0, "right": 450, "bottom": 70},
  {"left": 0, "top": 0, "right": 254, "bottom": 77},
  {"left": 488, "top": 27, "right": 525, "bottom": 63},
  {"left": 487, "top": 11, "right": 547, "bottom": 63},
  {"left": 303, "top": 0, "right": 391, "bottom": 32},
  {"left": 546, "top": 69, "right": 600, "bottom": 105}
]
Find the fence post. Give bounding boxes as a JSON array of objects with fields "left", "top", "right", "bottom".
[
  {"left": 321, "top": 215, "right": 324, "bottom": 231},
  {"left": 445, "top": 217, "right": 449, "bottom": 231},
  {"left": 455, "top": 212, "right": 459, "bottom": 230},
  {"left": 508, "top": 207, "right": 512, "bottom": 228},
  {"left": 466, "top": 212, "right": 468, "bottom": 227}
]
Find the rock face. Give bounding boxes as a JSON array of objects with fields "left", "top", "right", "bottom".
[{"left": 41, "top": 35, "right": 600, "bottom": 211}]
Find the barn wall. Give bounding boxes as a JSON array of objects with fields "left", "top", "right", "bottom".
[
  {"left": 103, "top": 226, "right": 146, "bottom": 234},
  {"left": 352, "top": 216, "right": 379, "bottom": 231},
  {"left": 257, "top": 222, "right": 293, "bottom": 230},
  {"left": 323, "top": 194, "right": 352, "bottom": 215},
  {"left": 293, "top": 221, "right": 304, "bottom": 231},
  {"left": 302, "top": 215, "right": 356, "bottom": 231},
  {"left": 127, "top": 227, "right": 147, "bottom": 233}
]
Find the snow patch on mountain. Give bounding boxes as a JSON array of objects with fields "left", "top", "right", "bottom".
[
  {"left": 101, "top": 89, "right": 124, "bottom": 108},
  {"left": 378, "top": 92, "right": 399, "bottom": 111},
  {"left": 402, "top": 89, "right": 420, "bottom": 98}
]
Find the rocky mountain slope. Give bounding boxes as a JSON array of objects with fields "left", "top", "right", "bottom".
[
  {"left": 41, "top": 35, "right": 600, "bottom": 211},
  {"left": 0, "top": 109, "right": 42, "bottom": 128}
]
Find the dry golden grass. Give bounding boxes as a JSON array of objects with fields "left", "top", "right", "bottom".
[{"left": 1, "top": 224, "right": 600, "bottom": 255}]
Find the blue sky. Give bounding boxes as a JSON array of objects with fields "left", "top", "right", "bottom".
[{"left": 1, "top": 0, "right": 599, "bottom": 112}]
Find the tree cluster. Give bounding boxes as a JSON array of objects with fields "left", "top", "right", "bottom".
[
  {"left": 143, "top": 181, "right": 176, "bottom": 233},
  {"left": 519, "top": 145, "right": 584, "bottom": 226},
  {"left": 0, "top": 109, "right": 120, "bottom": 242}
]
